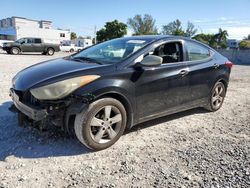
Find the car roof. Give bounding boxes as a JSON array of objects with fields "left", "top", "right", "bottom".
[
  {"left": 122, "top": 35, "right": 191, "bottom": 41},
  {"left": 122, "top": 35, "right": 214, "bottom": 50}
]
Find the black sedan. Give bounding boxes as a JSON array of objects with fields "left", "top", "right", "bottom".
[{"left": 10, "top": 35, "right": 233, "bottom": 150}]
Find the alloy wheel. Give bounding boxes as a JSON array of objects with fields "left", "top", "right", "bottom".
[
  {"left": 12, "top": 48, "right": 19, "bottom": 55},
  {"left": 89, "top": 105, "right": 122, "bottom": 144},
  {"left": 211, "top": 83, "right": 225, "bottom": 109}
]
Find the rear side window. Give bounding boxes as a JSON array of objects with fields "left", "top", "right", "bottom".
[
  {"left": 186, "top": 41, "right": 210, "bottom": 61},
  {"left": 34, "top": 38, "right": 42, "bottom": 43}
]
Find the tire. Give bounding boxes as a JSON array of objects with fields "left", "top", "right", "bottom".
[
  {"left": 69, "top": 48, "right": 74, "bottom": 53},
  {"left": 46, "top": 48, "right": 55, "bottom": 55},
  {"left": 74, "top": 98, "right": 127, "bottom": 151},
  {"left": 204, "top": 81, "right": 226, "bottom": 112},
  {"left": 10, "top": 47, "right": 20, "bottom": 55}
]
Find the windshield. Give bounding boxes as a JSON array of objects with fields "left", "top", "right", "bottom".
[
  {"left": 72, "top": 38, "right": 153, "bottom": 64},
  {"left": 16, "top": 38, "right": 27, "bottom": 44}
]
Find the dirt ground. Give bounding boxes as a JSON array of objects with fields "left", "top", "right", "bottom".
[{"left": 0, "top": 51, "right": 249, "bottom": 188}]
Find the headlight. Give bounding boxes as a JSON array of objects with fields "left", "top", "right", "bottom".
[{"left": 30, "top": 75, "right": 100, "bottom": 100}]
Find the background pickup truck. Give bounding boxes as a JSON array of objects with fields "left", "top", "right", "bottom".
[{"left": 2, "top": 38, "right": 60, "bottom": 55}]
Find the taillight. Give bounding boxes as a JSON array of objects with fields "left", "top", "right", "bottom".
[{"left": 225, "top": 60, "right": 233, "bottom": 69}]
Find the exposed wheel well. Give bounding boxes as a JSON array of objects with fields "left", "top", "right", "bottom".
[{"left": 64, "top": 92, "right": 134, "bottom": 135}]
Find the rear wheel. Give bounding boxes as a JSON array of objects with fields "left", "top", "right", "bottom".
[
  {"left": 46, "top": 48, "right": 54, "bottom": 55},
  {"left": 74, "top": 98, "right": 127, "bottom": 150},
  {"left": 205, "top": 81, "right": 226, "bottom": 112},
  {"left": 69, "top": 48, "right": 74, "bottom": 53},
  {"left": 10, "top": 47, "right": 20, "bottom": 55}
]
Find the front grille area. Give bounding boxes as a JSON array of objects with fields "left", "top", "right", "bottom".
[
  {"left": 23, "top": 91, "right": 40, "bottom": 106},
  {"left": 13, "top": 90, "right": 39, "bottom": 106}
]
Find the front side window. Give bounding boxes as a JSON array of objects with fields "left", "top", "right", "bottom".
[
  {"left": 27, "top": 38, "right": 34, "bottom": 44},
  {"left": 149, "top": 42, "right": 183, "bottom": 64},
  {"left": 73, "top": 38, "right": 153, "bottom": 64},
  {"left": 186, "top": 41, "right": 210, "bottom": 61}
]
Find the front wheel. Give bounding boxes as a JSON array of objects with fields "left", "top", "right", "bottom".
[
  {"left": 205, "top": 81, "right": 226, "bottom": 112},
  {"left": 10, "top": 47, "right": 20, "bottom": 55},
  {"left": 74, "top": 98, "right": 127, "bottom": 150}
]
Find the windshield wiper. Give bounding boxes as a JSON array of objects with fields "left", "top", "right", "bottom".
[{"left": 71, "top": 57, "right": 103, "bottom": 65}]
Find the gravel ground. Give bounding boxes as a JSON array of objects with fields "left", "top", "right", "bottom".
[{"left": 0, "top": 51, "right": 249, "bottom": 188}]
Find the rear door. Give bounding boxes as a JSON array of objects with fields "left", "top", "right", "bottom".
[
  {"left": 184, "top": 40, "right": 216, "bottom": 103},
  {"left": 33, "top": 38, "right": 43, "bottom": 52}
]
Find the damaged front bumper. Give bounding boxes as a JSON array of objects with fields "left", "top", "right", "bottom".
[
  {"left": 9, "top": 88, "right": 90, "bottom": 134},
  {"left": 10, "top": 89, "right": 47, "bottom": 121}
]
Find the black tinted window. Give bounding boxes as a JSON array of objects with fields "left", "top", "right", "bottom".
[
  {"left": 27, "top": 38, "right": 34, "bottom": 44},
  {"left": 186, "top": 41, "right": 210, "bottom": 61},
  {"left": 152, "top": 42, "right": 183, "bottom": 64},
  {"left": 34, "top": 38, "right": 42, "bottom": 43}
]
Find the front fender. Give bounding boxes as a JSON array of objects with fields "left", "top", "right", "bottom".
[
  {"left": 74, "top": 78, "right": 134, "bottom": 102},
  {"left": 72, "top": 78, "right": 136, "bottom": 128}
]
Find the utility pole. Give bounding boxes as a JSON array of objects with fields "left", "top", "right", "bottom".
[{"left": 94, "top": 25, "right": 97, "bottom": 44}]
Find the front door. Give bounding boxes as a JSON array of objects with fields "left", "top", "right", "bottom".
[
  {"left": 134, "top": 41, "right": 190, "bottom": 121},
  {"left": 20, "top": 38, "right": 33, "bottom": 52}
]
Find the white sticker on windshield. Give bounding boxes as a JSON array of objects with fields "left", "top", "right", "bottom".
[{"left": 127, "top": 40, "right": 146, "bottom": 44}]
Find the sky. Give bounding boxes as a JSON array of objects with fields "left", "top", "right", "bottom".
[{"left": 1, "top": 0, "right": 250, "bottom": 39}]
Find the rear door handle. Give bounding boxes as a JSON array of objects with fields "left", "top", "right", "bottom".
[
  {"left": 179, "top": 70, "right": 189, "bottom": 77},
  {"left": 213, "top": 63, "right": 220, "bottom": 69}
]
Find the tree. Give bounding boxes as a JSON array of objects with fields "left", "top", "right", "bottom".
[
  {"left": 244, "top": 34, "right": 250, "bottom": 40},
  {"left": 70, "top": 32, "right": 77, "bottom": 40},
  {"left": 96, "top": 20, "right": 127, "bottom": 42},
  {"left": 162, "top": 19, "right": 197, "bottom": 37},
  {"left": 239, "top": 40, "right": 250, "bottom": 49},
  {"left": 185, "top": 22, "right": 198, "bottom": 37},
  {"left": 127, "top": 14, "right": 158, "bottom": 35},
  {"left": 214, "top": 28, "right": 228, "bottom": 45},
  {"left": 192, "top": 33, "right": 217, "bottom": 48}
]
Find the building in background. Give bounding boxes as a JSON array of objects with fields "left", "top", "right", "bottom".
[
  {"left": 0, "top": 16, "right": 70, "bottom": 43},
  {"left": 227, "top": 39, "right": 240, "bottom": 49}
]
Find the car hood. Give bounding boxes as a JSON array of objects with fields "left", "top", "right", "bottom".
[
  {"left": 3, "top": 42, "right": 16, "bottom": 46},
  {"left": 13, "top": 58, "right": 109, "bottom": 91}
]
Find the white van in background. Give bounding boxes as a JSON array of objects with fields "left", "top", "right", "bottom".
[
  {"left": 60, "top": 38, "right": 93, "bottom": 53},
  {"left": 60, "top": 43, "right": 83, "bottom": 53}
]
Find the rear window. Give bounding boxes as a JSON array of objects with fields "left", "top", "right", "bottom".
[
  {"left": 34, "top": 38, "right": 42, "bottom": 43},
  {"left": 186, "top": 41, "right": 210, "bottom": 61}
]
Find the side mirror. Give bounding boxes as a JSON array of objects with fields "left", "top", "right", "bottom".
[{"left": 139, "top": 55, "right": 163, "bottom": 67}]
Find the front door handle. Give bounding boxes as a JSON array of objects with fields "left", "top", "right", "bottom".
[
  {"left": 179, "top": 70, "right": 189, "bottom": 77},
  {"left": 213, "top": 63, "right": 220, "bottom": 69}
]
